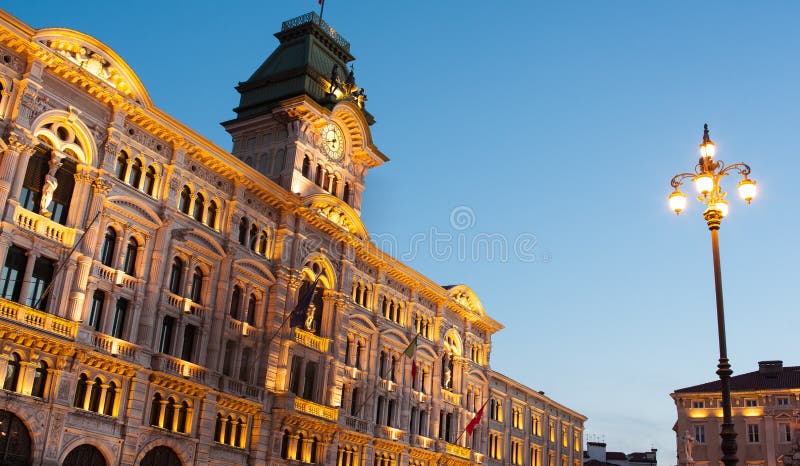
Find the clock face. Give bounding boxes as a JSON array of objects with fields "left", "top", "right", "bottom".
[{"left": 321, "top": 123, "right": 345, "bottom": 162}]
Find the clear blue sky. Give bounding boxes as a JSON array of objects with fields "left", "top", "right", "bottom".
[{"left": 8, "top": 1, "right": 800, "bottom": 463}]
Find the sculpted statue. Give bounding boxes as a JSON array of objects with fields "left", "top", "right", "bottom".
[
  {"left": 39, "top": 153, "right": 63, "bottom": 217},
  {"left": 304, "top": 304, "right": 316, "bottom": 332},
  {"left": 683, "top": 430, "right": 695, "bottom": 463}
]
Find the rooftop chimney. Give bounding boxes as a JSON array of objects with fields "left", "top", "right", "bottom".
[{"left": 758, "top": 360, "right": 783, "bottom": 376}]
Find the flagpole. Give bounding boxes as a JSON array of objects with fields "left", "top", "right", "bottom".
[
  {"left": 319, "top": 0, "right": 325, "bottom": 23},
  {"left": 456, "top": 399, "right": 488, "bottom": 445}
]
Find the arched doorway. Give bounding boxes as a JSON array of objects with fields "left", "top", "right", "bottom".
[
  {"left": 63, "top": 444, "right": 106, "bottom": 466},
  {"left": 140, "top": 446, "right": 181, "bottom": 466},
  {"left": 0, "top": 410, "right": 31, "bottom": 466}
]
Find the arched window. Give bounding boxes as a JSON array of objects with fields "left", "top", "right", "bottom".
[
  {"left": 140, "top": 446, "right": 181, "bottom": 466},
  {"left": 249, "top": 224, "right": 258, "bottom": 251},
  {"left": 63, "top": 444, "right": 106, "bottom": 466},
  {"left": 103, "top": 381, "right": 117, "bottom": 416},
  {"left": 190, "top": 267, "right": 203, "bottom": 303},
  {"left": 88, "top": 377, "right": 102, "bottom": 412},
  {"left": 150, "top": 393, "right": 162, "bottom": 426},
  {"left": 207, "top": 201, "right": 218, "bottom": 229},
  {"left": 144, "top": 166, "right": 157, "bottom": 196},
  {"left": 239, "top": 347, "right": 251, "bottom": 382},
  {"left": 343, "top": 182, "right": 351, "bottom": 204},
  {"left": 3, "top": 353, "right": 20, "bottom": 392},
  {"left": 259, "top": 230, "right": 269, "bottom": 255},
  {"left": 30, "top": 360, "right": 48, "bottom": 398},
  {"left": 295, "top": 433, "right": 305, "bottom": 460},
  {"left": 315, "top": 164, "right": 323, "bottom": 186},
  {"left": 168, "top": 258, "right": 183, "bottom": 294},
  {"left": 236, "top": 417, "right": 247, "bottom": 448},
  {"left": 225, "top": 415, "right": 234, "bottom": 445},
  {"left": 238, "top": 217, "right": 248, "bottom": 245},
  {"left": 128, "top": 158, "right": 143, "bottom": 188},
  {"left": 309, "top": 436, "right": 319, "bottom": 463},
  {"left": 302, "top": 155, "right": 311, "bottom": 178},
  {"left": 164, "top": 396, "right": 177, "bottom": 430},
  {"left": 179, "top": 186, "right": 191, "bottom": 214},
  {"left": 246, "top": 294, "right": 257, "bottom": 326},
  {"left": 177, "top": 400, "right": 189, "bottom": 433},
  {"left": 116, "top": 151, "right": 129, "bottom": 180},
  {"left": 123, "top": 237, "right": 138, "bottom": 276},
  {"left": 100, "top": 227, "right": 116, "bottom": 267},
  {"left": 281, "top": 430, "right": 291, "bottom": 459},
  {"left": 324, "top": 170, "right": 332, "bottom": 192},
  {"left": 350, "top": 387, "right": 360, "bottom": 416},
  {"left": 74, "top": 373, "right": 88, "bottom": 408},
  {"left": 331, "top": 175, "right": 339, "bottom": 196},
  {"left": 230, "top": 286, "right": 242, "bottom": 319},
  {"left": 193, "top": 193, "right": 205, "bottom": 222},
  {"left": 214, "top": 413, "right": 224, "bottom": 442}
]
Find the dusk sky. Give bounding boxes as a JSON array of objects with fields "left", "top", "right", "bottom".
[{"left": 7, "top": 1, "right": 800, "bottom": 463}]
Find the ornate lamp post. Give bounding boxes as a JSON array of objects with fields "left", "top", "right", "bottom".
[{"left": 668, "top": 124, "right": 757, "bottom": 466}]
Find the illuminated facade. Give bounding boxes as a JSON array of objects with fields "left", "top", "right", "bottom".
[
  {"left": 0, "top": 9, "right": 585, "bottom": 466},
  {"left": 672, "top": 361, "right": 800, "bottom": 466}
]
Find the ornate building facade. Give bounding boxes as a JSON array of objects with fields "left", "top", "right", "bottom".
[
  {"left": 0, "top": 9, "right": 585, "bottom": 466},
  {"left": 672, "top": 361, "right": 800, "bottom": 466}
]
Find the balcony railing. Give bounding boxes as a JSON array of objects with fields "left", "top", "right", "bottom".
[
  {"left": 93, "top": 263, "right": 137, "bottom": 292},
  {"left": 90, "top": 333, "right": 138, "bottom": 360},
  {"left": 294, "top": 328, "right": 330, "bottom": 353},
  {"left": 281, "top": 12, "right": 350, "bottom": 51},
  {"left": 375, "top": 425, "right": 406, "bottom": 442},
  {"left": 342, "top": 415, "right": 371, "bottom": 434},
  {"left": 379, "top": 378, "right": 397, "bottom": 392},
  {"left": 0, "top": 297, "right": 77, "bottom": 339},
  {"left": 411, "top": 434, "right": 434, "bottom": 449},
  {"left": 445, "top": 442, "right": 471, "bottom": 459},
  {"left": 225, "top": 316, "right": 256, "bottom": 337},
  {"left": 294, "top": 397, "right": 338, "bottom": 421},
  {"left": 219, "top": 376, "right": 263, "bottom": 401},
  {"left": 13, "top": 205, "right": 76, "bottom": 247},
  {"left": 441, "top": 388, "right": 461, "bottom": 405},
  {"left": 151, "top": 354, "right": 207, "bottom": 384},
  {"left": 164, "top": 292, "right": 206, "bottom": 320}
]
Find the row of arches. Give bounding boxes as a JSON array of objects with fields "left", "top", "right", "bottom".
[
  {"left": 150, "top": 393, "right": 192, "bottom": 434},
  {"left": 116, "top": 150, "right": 158, "bottom": 197},
  {"left": 178, "top": 185, "right": 219, "bottom": 230},
  {"left": 3, "top": 353, "right": 48, "bottom": 397},
  {"left": 301, "top": 155, "right": 352, "bottom": 204},
  {"left": 74, "top": 373, "right": 120, "bottom": 417},
  {"left": 237, "top": 217, "right": 272, "bottom": 258},
  {"left": 99, "top": 226, "right": 139, "bottom": 275}
]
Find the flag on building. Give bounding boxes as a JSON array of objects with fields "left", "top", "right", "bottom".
[
  {"left": 403, "top": 335, "right": 418, "bottom": 358},
  {"left": 465, "top": 401, "right": 486, "bottom": 436},
  {"left": 289, "top": 276, "right": 320, "bottom": 328}
]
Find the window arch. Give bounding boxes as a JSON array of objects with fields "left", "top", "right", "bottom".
[
  {"left": 315, "top": 164, "right": 323, "bottom": 186},
  {"left": 193, "top": 193, "right": 205, "bottom": 222},
  {"left": 176, "top": 400, "right": 190, "bottom": 433},
  {"left": 343, "top": 182, "right": 351, "bottom": 204},
  {"left": 31, "top": 360, "right": 48, "bottom": 398},
  {"left": 63, "top": 444, "right": 106, "bottom": 466},
  {"left": 249, "top": 224, "right": 258, "bottom": 252},
  {"left": 103, "top": 381, "right": 117, "bottom": 416},
  {"left": 230, "top": 286, "right": 242, "bottom": 320},
  {"left": 214, "top": 413, "right": 224, "bottom": 443},
  {"left": 128, "top": 158, "right": 143, "bottom": 188},
  {"left": 207, "top": 201, "right": 218, "bottom": 229},
  {"left": 190, "top": 267, "right": 204, "bottom": 303},
  {"left": 302, "top": 155, "right": 311, "bottom": 178},
  {"left": 123, "top": 237, "right": 138, "bottom": 276},
  {"left": 258, "top": 230, "right": 269, "bottom": 255},
  {"left": 3, "top": 353, "right": 20, "bottom": 392},
  {"left": 163, "top": 396, "right": 177, "bottom": 430},
  {"left": 100, "top": 227, "right": 116, "bottom": 267},
  {"left": 168, "top": 258, "right": 183, "bottom": 294},
  {"left": 74, "top": 373, "right": 88, "bottom": 408},
  {"left": 238, "top": 217, "right": 248, "bottom": 245},
  {"left": 331, "top": 175, "right": 339, "bottom": 196},
  {"left": 179, "top": 186, "right": 192, "bottom": 214},
  {"left": 143, "top": 165, "right": 157, "bottom": 196},
  {"left": 88, "top": 377, "right": 103, "bottom": 412},
  {"left": 150, "top": 393, "right": 162, "bottom": 426},
  {"left": 246, "top": 294, "right": 257, "bottom": 326},
  {"left": 140, "top": 446, "right": 181, "bottom": 466},
  {"left": 116, "top": 151, "right": 129, "bottom": 180}
]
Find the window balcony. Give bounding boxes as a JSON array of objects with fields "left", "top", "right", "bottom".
[
  {"left": 410, "top": 434, "right": 434, "bottom": 450},
  {"left": 293, "top": 396, "right": 338, "bottom": 421},
  {"left": 342, "top": 415, "right": 372, "bottom": 434},
  {"left": 164, "top": 292, "right": 206, "bottom": 320},
  {"left": 445, "top": 442, "right": 471, "bottom": 459},
  {"left": 151, "top": 353, "right": 207, "bottom": 384},
  {"left": 89, "top": 332, "right": 139, "bottom": 361},
  {"left": 218, "top": 375, "right": 263, "bottom": 401},
  {"left": 375, "top": 424, "right": 406, "bottom": 442},
  {"left": 13, "top": 205, "right": 76, "bottom": 247},
  {"left": 294, "top": 328, "right": 330, "bottom": 353},
  {"left": 225, "top": 316, "right": 257, "bottom": 337},
  {"left": 441, "top": 388, "right": 461, "bottom": 406},
  {"left": 92, "top": 263, "right": 137, "bottom": 292},
  {"left": 0, "top": 297, "right": 77, "bottom": 339}
]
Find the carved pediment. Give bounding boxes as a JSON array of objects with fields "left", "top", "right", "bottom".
[{"left": 304, "top": 194, "right": 367, "bottom": 240}]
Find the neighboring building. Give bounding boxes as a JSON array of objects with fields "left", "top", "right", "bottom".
[
  {"left": 584, "top": 441, "right": 657, "bottom": 466},
  {"left": 672, "top": 360, "right": 800, "bottom": 466},
  {"left": 0, "top": 8, "right": 585, "bottom": 466}
]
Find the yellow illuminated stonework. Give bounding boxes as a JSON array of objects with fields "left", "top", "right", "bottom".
[{"left": 0, "top": 9, "right": 585, "bottom": 466}]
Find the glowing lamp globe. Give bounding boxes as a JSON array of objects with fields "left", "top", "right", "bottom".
[
  {"left": 715, "top": 200, "right": 730, "bottom": 218},
  {"left": 669, "top": 190, "right": 688, "bottom": 215},
  {"left": 694, "top": 174, "right": 714, "bottom": 194},
  {"left": 738, "top": 178, "right": 757, "bottom": 204},
  {"left": 700, "top": 140, "right": 716, "bottom": 158}
]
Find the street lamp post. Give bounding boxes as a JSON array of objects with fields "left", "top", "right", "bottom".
[{"left": 668, "top": 124, "right": 757, "bottom": 466}]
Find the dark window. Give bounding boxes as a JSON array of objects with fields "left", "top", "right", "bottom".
[
  {"left": 207, "top": 201, "right": 218, "bottom": 228},
  {"left": 23, "top": 150, "right": 76, "bottom": 225},
  {"left": 0, "top": 246, "right": 26, "bottom": 302},
  {"left": 246, "top": 294, "right": 256, "bottom": 326},
  {"left": 229, "top": 286, "right": 241, "bottom": 319},
  {"left": 103, "top": 381, "right": 116, "bottom": 416},
  {"left": 144, "top": 166, "right": 157, "bottom": 196},
  {"left": 303, "top": 361, "right": 317, "bottom": 401},
  {"left": 168, "top": 258, "right": 183, "bottom": 294},
  {"left": 27, "top": 256, "right": 54, "bottom": 311},
  {"left": 193, "top": 193, "right": 205, "bottom": 222},
  {"left": 123, "top": 237, "right": 138, "bottom": 275},
  {"left": 214, "top": 414, "right": 223, "bottom": 442},
  {"left": 343, "top": 182, "right": 351, "bottom": 204},
  {"left": 0, "top": 410, "right": 32, "bottom": 466},
  {"left": 128, "top": 159, "right": 143, "bottom": 188},
  {"left": 238, "top": 217, "right": 248, "bottom": 245},
  {"left": 249, "top": 224, "right": 258, "bottom": 251},
  {"left": 163, "top": 397, "right": 176, "bottom": 430},
  {"left": 159, "top": 316, "right": 175, "bottom": 354},
  {"left": 302, "top": 156, "right": 311, "bottom": 178},
  {"left": 181, "top": 325, "right": 197, "bottom": 362},
  {"left": 88, "top": 291, "right": 104, "bottom": 330},
  {"left": 140, "top": 446, "right": 181, "bottom": 466},
  {"left": 177, "top": 401, "right": 189, "bottom": 433},
  {"left": 288, "top": 356, "right": 302, "bottom": 395},
  {"left": 190, "top": 268, "right": 203, "bottom": 303},
  {"left": 239, "top": 347, "right": 251, "bottom": 382},
  {"left": 3, "top": 353, "right": 20, "bottom": 392},
  {"left": 20, "top": 150, "right": 47, "bottom": 213},
  {"left": 100, "top": 227, "right": 116, "bottom": 266},
  {"left": 88, "top": 377, "right": 102, "bottom": 412},
  {"left": 111, "top": 298, "right": 128, "bottom": 338},
  {"left": 150, "top": 393, "right": 162, "bottom": 426},
  {"left": 331, "top": 176, "right": 339, "bottom": 196},
  {"left": 30, "top": 360, "right": 48, "bottom": 398},
  {"left": 63, "top": 444, "right": 106, "bottom": 466},
  {"left": 350, "top": 387, "right": 360, "bottom": 416},
  {"left": 388, "top": 399, "right": 396, "bottom": 428},
  {"left": 315, "top": 164, "right": 323, "bottom": 186},
  {"left": 116, "top": 151, "right": 129, "bottom": 180},
  {"left": 74, "top": 374, "right": 88, "bottom": 408},
  {"left": 223, "top": 341, "right": 235, "bottom": 377},
  {"left": 179, "top": 186, "right": 191, "bottom": 214}
]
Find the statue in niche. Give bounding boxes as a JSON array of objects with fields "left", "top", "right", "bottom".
[
  {"left": 304, "top": 304, "right": 316, "bottom": 332},
  {"left": 442, "top": 353, "right": 453, "bottom": 389},
  {"left": 682, "top": 430, "right": 694, "bottom": 464},
  {"left": 40, "top": 153, "right": 63, "bottom": 217}
]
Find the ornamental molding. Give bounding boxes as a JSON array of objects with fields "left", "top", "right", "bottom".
[{"left": 303, "top": 193, "right": 367, "bottom": 240}]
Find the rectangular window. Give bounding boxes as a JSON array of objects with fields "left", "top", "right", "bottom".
[
  {"left": 181, "top": 324, "right": 197, "bottom": 362},
  {"left": 694, "top": 425, "right": 706, "bottom": 443},
  {"left": 531, "top": 447, "right": 541, "bottom": 466},
  {"left": 88, "top": 291, "right": 105, "bottom": 331},
  {"left": 111, "top": 298, "right": 128, "bottom": 338},
  {"left": 27, "top": 256, "right": 54, "bottom": 310},
  {"left": 780, "top": 423, "right": 792, "bottom": 442},
  {"left": 747, "top": 424, "right": 760, "bottom": 443},
  {"left": 512, "top": 440, "right": 523, "bottom": 465},
  {"left": 574, "top": 431, "right": 581, "bottom": 452},
  {"left": 778, "top": 397, "right": 790, "bottom": 406},
  {"left": 549, "top": 420, "right": 555, "bottom": 442},
  {"left": 532, "top": 416, "right": 542, "bottom": 436},
  {"left": 562, "top": 426, "right": 568, "bottom": 447},
  {"left": 0, "top": 246, "right": 26, "bottom": 302},
  {"left": 692, "top": 400, "right": 705, "bottom": 408},
  {"left": 745, "top": 399, "right": 757, "bottom": 407},
  {"left": 159, "top": 316, "right": 175, "bottom": 354}
]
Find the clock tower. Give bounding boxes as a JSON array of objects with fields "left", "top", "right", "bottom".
[{"left": 222, "top": 12, "right": 387, "bottom": 216}]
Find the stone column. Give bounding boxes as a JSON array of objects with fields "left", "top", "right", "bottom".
[{"left": 5, "top": 132, "right": 34, "bottom": 205}]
